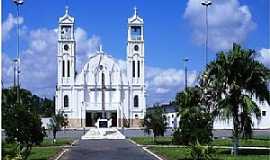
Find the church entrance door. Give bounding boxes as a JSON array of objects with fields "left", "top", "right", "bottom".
[
  {"left": 111, "top": 112, "right": 117, "bottom": 127},
  {"left": 85, "top": 112, "right": 103, "bottom": 127},
  {"left": 85, "top": 111, "right": 117, "bottom": 127},
  {"left": 85, "top": 112, "right": 92, "bottom": 127}
]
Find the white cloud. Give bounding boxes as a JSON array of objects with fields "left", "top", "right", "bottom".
[
  {"left": 2, "top": 13, "right": 24, "bottom": 41},
  {"left": 155, "top": 88, "right": 170, "bottom": 94},
  {"left": 145, "top": 66, "right": 197, "bottom": 105},
  {"left": 184, "top": 0, "right": 255, "bottom": 51},
  {"left": 2, "top": 53, "right": 14, "bottom": 87},
  {"left": 74, "top": 27, "right": 101, "bottom": 72},
  {"left": 258, "top": 48, "right": 270, "bottom": 68}
]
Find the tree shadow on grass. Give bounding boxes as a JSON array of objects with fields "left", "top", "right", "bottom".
[{"left": 154, "top": 140, "right": 172, "bottom": 145}]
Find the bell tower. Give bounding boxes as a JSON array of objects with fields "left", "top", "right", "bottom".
[
  {"left": 58, "top": 6, "right": 76, "bottom": 85},
  {"left": 127, "top": 7, "right": 146, "bottom": 126},
  {"left": 127, "top": 7, "right": 144, "bottom": 85}
]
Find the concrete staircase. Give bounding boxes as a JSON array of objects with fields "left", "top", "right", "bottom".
[{"left": 81, "top": 128, "right": 126, "bottom": 140}]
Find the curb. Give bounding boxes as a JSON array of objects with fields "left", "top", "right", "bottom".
[
  {"left": 136, "top": 144, "right": 270, "bottom": 150},
  {"left": 128, "top": 139, "right": 142, "bottom": 147},
  {"left": 54, "top": 148, "right": 69, "bottom": 160},
  {"left": 71, "top": 139, "right": 79, "bottom": 146},
  {"left": 128, "top": 139, "right": 164, "bottom": 160},
  {"left": 142, "top": 147, "right": 164, "bottom": 160},
  {"left": 53, "top": 139, "right": 78, "bottom": 160}
]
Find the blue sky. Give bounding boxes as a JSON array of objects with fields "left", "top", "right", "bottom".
[{"left": 2, "top": 0, "right": 270, "bottom": 105}]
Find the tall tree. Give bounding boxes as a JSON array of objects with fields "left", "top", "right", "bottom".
[
  {"left": 143, "top": 106, "right": 167, "bottom": 143},
  {"left": 200, "top": 43, "right": 270, "bottom": 155},
  {"left": 41, "top": 97, "right": 55, "bottom": 117},
  {"left": 2, "top": 87, "right": 46, "bottom": 159}
]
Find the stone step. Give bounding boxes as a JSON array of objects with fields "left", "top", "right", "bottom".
[{"left": 81, "top": 128, "right": 126, "bottom": 140}]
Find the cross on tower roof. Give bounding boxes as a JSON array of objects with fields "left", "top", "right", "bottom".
[
  {"left": 65, "top": 5, "right": 69, "bottom": 15},
  {"left": 134, "top": 6, "right": 138, "bottom": 16},
  {"left": 99, "top": 45, "right": 103, "bottom": 53}
]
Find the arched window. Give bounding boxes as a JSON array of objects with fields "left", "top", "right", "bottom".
[
  {"left": 137, "top": 61, "right": 140, "bottom": 78},
  {"left": 134, "top": 95, "right": 139, "bottom": 107},
  {"left": 64, "top": 95, "right": 69, "bottom": 107},
  {"left": 62, "top": 60, "right": 65, "bottom": 77},
  {"left": 132, "top": 61, "right": 135, "bottom": 78},
  {"left": 67, "top": 60, "right": 70, "bottom": 77},
  {"left": 102, "top": 73, "right": 105, "bottom": 86}
]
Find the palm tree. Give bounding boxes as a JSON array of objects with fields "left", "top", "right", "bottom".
[
  {"left": 143, "top": 106, "right": 167, "bottom": 143},
  {"left": 200, "top": 43, "right": 270, "bottom": 155},
  {"left": 174, "top": 87, "right": 213, "bottom": 145}
]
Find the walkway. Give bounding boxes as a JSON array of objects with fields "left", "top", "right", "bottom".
[{"left": 59, "top": 139, "right": 158, "bottom": 160}]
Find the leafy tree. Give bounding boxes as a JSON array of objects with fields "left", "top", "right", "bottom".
[
  {"left": 48, "top": 112, "right": 68, "bottom": 143},
  {"left": 40, "top": 97, "right": 55, "bottom": 117},
  {"left": 31, "top": 95, "right": 55, "bottom": 117},
  {"left": 143, "top": 106, "right": 167, "bottom": 143},
  {"left": 200, "top": 43, "right": 270, "bottom": 155},
  {"left": 173, "top": 87, "right": 213, "bottom": 145},
  {"left": 2, "top": 87, "right": 46, "bottom": 159}
]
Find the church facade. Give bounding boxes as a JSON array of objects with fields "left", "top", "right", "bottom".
[{"left": 55, "top": 8, "right": 146, "bottom": 128}]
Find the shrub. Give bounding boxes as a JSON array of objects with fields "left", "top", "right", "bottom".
[
  {"left": 172, "top": 129, "right": 183, "bottom": 145},
  {"left": 190, "top": 140, "right": 215, "bottom": 160}
]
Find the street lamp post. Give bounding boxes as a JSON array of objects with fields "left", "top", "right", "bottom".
[
  {"left": 13, "top": 0, "right": 24, "bottom": 103},
  {"left": 183, "top": 58, "right": 189, "bottom": 91},
  {"left": 201, "top": 0, "right": 212, "bottom": 67},
  {"left": 13, "top": 59, "right": 18, "bottom": 87}
]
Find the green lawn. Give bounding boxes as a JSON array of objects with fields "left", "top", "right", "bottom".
[
  {"left": 27, "top": 147, "right": 61, "bottom": 160},
  {"left": 39, "top": 138, "right": 73, "bottom": 147},
  {"left": 131, "top": 137, "right": 270, "bottom": 147},
  {"left": 2, "top": 138, "right": 73, "bottom": 160},
  {"left": 212, "top": 139, "right": 270, "bottom": 147},
  {"left": 131, "top": 136, "right": 172, "bottom": 145},
  {"left": 149, "top": 147, "right": 270, "bottom": 160}
]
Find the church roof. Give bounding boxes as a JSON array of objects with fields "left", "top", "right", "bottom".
[{"left": 75, "top": 46, "right": 128, "bottom": 85}]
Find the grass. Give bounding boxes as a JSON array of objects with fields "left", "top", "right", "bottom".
[
  {"left": 212, "top": 139, "right": 270, "bottom": 147},
  {"left": 27, "top": 147, "right": 62, "bottom": 160},
  {"left": 131, "top": 136, "right": 172, "bottom": 145},
  {"left": 149, "top": 147, "right": 270, "bottom": 160},
  {"left": 131, "top": 137, "right": 270, "bottom": 147},
  {"left": 252, "top": 135, "right": 270, "bottom": 140},
  {"left": 2, "top": 138, "right": 73, "bottom": 160},
  {"left": 38, "top": 138, "right": 73, "bottom": 147}
]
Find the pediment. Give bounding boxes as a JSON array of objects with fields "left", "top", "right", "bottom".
[
  {"left": 128, "top": 15, "right": 143, "bottom": 24},
  {"left": 130, "top": 18, "right": 143, "bottom": 24},
  {"left": 59, "top": 15, "right": 74, "bottom": 24}
]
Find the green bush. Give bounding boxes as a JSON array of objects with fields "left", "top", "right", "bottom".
[
  {"left": 190, "top": 140, "right": 215, "bottom": 160},
  {"left": 172, "top": 129, "right": 183, "bottom": 145},
  {"left": 173, "top": 87, "right": 213, "bottom": 145}
]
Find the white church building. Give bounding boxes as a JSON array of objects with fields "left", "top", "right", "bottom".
[{"left": 55, "top": 8, "right": 146, "bottom": 128}]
